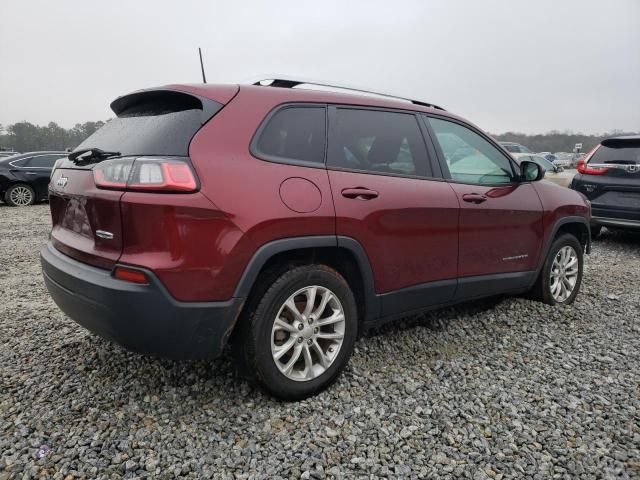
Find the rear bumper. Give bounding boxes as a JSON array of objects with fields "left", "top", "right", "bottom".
[
  {"left": 591, "top": 215, "right": 640, "bottom": 229},
  {"left": 591, "top": 205, "right": 640, "bottom": 230},
  {"left": 40, "top": 242, "right": 244, "bottom": 360}
]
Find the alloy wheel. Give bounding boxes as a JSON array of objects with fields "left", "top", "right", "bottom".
[
  {"left": 549, "top": 245, "right": 579, "bottom": 302},
  {"left": 9, "top": 186, "right": 33, "bottom": 206},
  {"left": 271, "top": 285, "right": 346, "bottom": 382}
]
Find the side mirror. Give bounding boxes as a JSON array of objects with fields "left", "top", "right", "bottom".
[{"left": 520, "top": 160, "right": 544, "bottom": 182}]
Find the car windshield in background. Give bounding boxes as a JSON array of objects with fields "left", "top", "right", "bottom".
[{"left": 590, "top": 140, "right": 640, "bottom": 165}]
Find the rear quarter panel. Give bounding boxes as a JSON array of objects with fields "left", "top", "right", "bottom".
[{"left": 186, "top": 88, "right": 336, "bottom": 298}]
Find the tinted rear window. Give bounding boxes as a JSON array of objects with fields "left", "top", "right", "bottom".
[
  {"left": 591, "top": 140, "right": 640, "bottom": 164},
  {"left": 254, "top": 106, "right": 326, "bottom": 165},
  {"left": 73, "top": 91, "right": 222, "bottom": 158},
  {"left": 328, "top": 108, "right": 431, "bottom": 177}
]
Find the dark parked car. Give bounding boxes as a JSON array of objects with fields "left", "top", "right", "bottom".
[
  {"left": 41, "top": 80, "right": 591, "bottom": 399},
  {"left": 571, "top": 136, "right": 640, "bottom": 237},
  {"left": 0, "top": 151, "right": 67, "bottom": 206}
]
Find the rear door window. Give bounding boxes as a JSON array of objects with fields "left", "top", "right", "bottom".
[
  {"left": 9, "top": 158, "right": 29, "bottom": 167},
  {"left": 253, "top": 106, "right": 326, "bottom": 165},
  {"left": 25, "top": 155, "right": 63, "bottom": 168},
  {"left": 328, "top": 108, "right": 431, "bottom": 177}
]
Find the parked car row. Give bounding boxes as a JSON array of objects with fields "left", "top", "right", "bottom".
[{"left": 0, "top": 152, "right": 67, "bottom": 206}]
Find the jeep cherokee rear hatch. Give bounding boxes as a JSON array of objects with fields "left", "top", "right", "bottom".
[
  {"left": 574, "top": 137, "right": 640, "bottom": 220},
  {"left": 49, "top": 87, "right": 234, "bottom": 269}
]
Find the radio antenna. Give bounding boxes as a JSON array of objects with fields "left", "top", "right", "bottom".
[{"left": 198, "top": 47, "right": 207, "bottom": 84}]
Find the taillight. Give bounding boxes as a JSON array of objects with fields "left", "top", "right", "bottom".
[
  {"left": 576, "top": 145, "right": 608, "bottom": 175},
  {"left": 577, "top": 159, "right": 609, "bottom": 175},
  {"left": 113, "top": 266, "right": 148, "bottom": 284},
  {"left": 93, "top": 157, "right": 198, "bottom": 192}
]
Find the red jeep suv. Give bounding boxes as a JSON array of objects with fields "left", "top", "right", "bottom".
[{"left": 41, "top": 79, "right": 591, "bottom": 399}]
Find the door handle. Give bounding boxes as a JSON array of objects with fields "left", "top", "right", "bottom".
[
  {"left": 341, "top": 187, "right": 379, "bottom": 200},
  {"left": 462, "top": 193, "right": 487, "bottom": 204},
  {"left": 25, "top": 172, "right": 38, "bottom": 175}
]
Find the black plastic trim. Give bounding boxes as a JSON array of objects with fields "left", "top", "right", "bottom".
[
  {"left": 110, "top": 89, "right": 223, "bottom": 126},
  {"left": 41, "top": 242, "right": 243, "bottom": 360},
  {"left": 379, "top": 279, "right": 456, "bottom": 317},
  {"left": 533, "top": 216, "right": 591, "bottom": 284},
  {"left": 232, "top": 235, "right": 380, "bottom": 321},
  {"left": 455, "top": 271, "right": 536, "bottom": 300},
  {"left": 336, "top": 236, "right": 380, "bottom": 321}
]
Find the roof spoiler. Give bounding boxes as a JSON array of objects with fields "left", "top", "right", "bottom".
[{"left": 601, "top": 136, "right": 640, "bottom": 148}]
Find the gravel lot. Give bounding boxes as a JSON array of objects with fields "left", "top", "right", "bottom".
[{"left": 1, "top": 204, "right": 639, "bottom": 479}]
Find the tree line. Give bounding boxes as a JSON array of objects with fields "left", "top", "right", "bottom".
[
  {"left": 0, "top": 121, "right": 106, "bottom": 153},
  {"left": 0, "top": 120, "right": 637, "bottom": 155}
]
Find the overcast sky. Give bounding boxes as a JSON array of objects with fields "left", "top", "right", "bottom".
[{"left": 1, "top": 0, "right": 638, "bottom": 134}]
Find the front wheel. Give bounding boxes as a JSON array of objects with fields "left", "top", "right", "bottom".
[
  {"left": 233, "top": 265, "right": 358, "bottom": 400},
  {"left": 530, "top": 234, "right": 584, "bottom": 305}
]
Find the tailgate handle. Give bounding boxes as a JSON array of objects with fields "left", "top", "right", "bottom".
[{"left": 341, "top": 187, "right": 379, "bottom": 200}]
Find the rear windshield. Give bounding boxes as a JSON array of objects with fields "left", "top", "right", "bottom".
[
  {"left": 73, "top": 90, "right": 222, "bottom": 158},
  {"left": 591, "top": 140, "right": 640, "bottom": 164}
]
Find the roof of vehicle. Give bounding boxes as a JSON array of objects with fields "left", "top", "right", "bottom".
[
  {"left": 0, "top": 151, "right": 67, "bottom": 163},
  {"left": 601, "top": 135, "right": 640, "bottom": 145},
  {"left": 166, "top": 83, "right": 468, "bottom": 123},
  {"left": 511, "top": 152, "right": 548, "bottom": 162}
]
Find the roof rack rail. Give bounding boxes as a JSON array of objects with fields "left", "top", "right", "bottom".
[{"left": 253, "top": 77, "right": 445, "bottom": 111}]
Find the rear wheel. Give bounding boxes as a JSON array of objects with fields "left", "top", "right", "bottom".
[
  {"left": 530, "top": 234, "right": 583, "bottom": 305},
  {"left": 5, "top": 184, "right": 35, "bottom": 206},
  {"left": 233, "top": 264, "right": 358, "bottom": 400},
  {"left": 591, "top": 225, "right": 603, "bottom": 239}
]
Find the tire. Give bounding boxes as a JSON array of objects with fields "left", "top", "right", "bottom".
[
  {"left": 232, "top": 264, "right": 358, "bottom": 400},
  {"left": 5, "top": 184, "right": 35, "bottom": 206},
  {"left": 530, "top": 234, "right": 583, "bottom": 306},
  {"left": 591, "top": 225, "right": 603, "bottom": 240}
]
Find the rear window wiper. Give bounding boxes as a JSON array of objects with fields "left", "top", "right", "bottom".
[{"left": 68, "top": 148, "right": 121, "bottom": 165}]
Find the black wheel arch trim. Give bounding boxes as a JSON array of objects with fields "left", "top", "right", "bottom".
[
  {"left": 532, "top": 216, "right": 590, "bottom": 286},
  {"left": 232, "top": 235, "right": 380, "bottom": 321}
]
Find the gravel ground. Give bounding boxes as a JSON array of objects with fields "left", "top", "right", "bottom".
[{"left": 1, "top": 204, "right": 639, "bottom": 479}]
